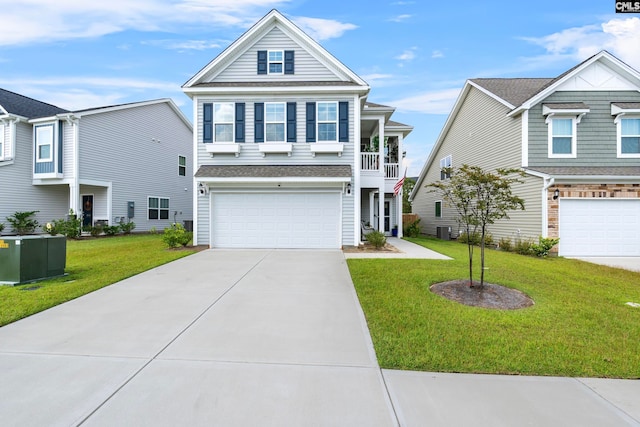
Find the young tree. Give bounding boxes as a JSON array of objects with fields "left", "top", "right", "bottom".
[
  {"left": 402, "top": 177, "right": 416, "bottom": 213},
  {"left": 429, "top": 165, "right": 525, "bottom": 288}
]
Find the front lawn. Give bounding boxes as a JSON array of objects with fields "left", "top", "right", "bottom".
[
  {"left": 348, "top": 237, "right": 640, "bottom": 378},
  {"left": 0, "top": 234, "right": 197, "bottom": 327}
]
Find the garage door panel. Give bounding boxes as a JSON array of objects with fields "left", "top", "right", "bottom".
[
  {"left": 211, "top": 192, "right": 340, "bottom": 248},
  {"left": 559, "top": 199, "right": 640, "bottom": 256}
]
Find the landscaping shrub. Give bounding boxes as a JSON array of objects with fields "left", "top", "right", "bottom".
[
  {"left": 531, "top": 236, "right": 560, "bottom": 257},
  {"left": 366, "top": 230, "right": 387, "bottom": 249},
  {"left": 162, "top": 223, "right": 193, "bottom": 248},
  {"left": 6, "top": 211, "right": 39, "bottom": 235},
  {"left": 498, "top": 237, "right": 513, "bottom": 252},
  {"left": 514, "top": 237, "right": 534, "bottom": 255},
  {"left": 457, "top": 231, "right": 481, "bottom": 245},
  {"left": 89, "top": 224, "right": 103, "bottom": 237},
  {"left": 103, "top": 225, "right": 121, "bottom": 236},
  {"left": 0, "top": 222, "right": 4, "bottom": 233},
  {"left": 403, "top": 218, "right": 421, "bottom": 237},
  {"left": 62, "top": 216, "right": 82, "bottom": 239},
  {"left": 119, "top": 221, "right": 136, "bottom": 235}
]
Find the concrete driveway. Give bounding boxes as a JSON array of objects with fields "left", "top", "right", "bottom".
[
  {"left": 0, "top": 250, "right": 395, "bottom": 426},
  {"left": 572, "top": 257, "right": 640, "bottom": 273}
]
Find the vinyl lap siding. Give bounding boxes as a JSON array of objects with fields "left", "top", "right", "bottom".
[
  {"left": 412, "top": 86, "right": 526, "bottom": 239},
  {"left": 78, "top": 103, "right": 193, "bottom": 231},
  {"left": 528, "top": 91, "right": 640, "bottom": 167},
  {"left": 213, "top": 27, "right": 338, "bottom": 82}
]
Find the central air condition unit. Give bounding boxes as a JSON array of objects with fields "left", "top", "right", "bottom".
[{"left": 436, "top": 226, "right": 451, "bottom": 240}]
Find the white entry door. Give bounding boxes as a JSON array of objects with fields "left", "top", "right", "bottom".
[
  {"left": 211, "top": 192, "right": 341, "bottom": 248},
  {"left": 559, "top": 198, "right": 640, "bottom": 256}
]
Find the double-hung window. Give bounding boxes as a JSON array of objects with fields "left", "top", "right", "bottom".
[
  {"left": 268, "top": 51, "right": 283, "bottom": 74},
  {"left": 435, "top": 200, "right": 442, "bottom": 218},
  {"left": 619, "top": 117, "right": 640, "bottom": 157},
  {"left": 35, "top": 123, "right": 54, "bottom": 162},
  {"left": 440, "top": 155, "right": 452, "bottom": 180},
  {"left": 178, "top": 156, "right": 186, "bottom": 176},
  {"left": 317, "top": 102, "right": 337, "bottom": 142},
  {"left": 548, "top": 118, "right": 575, "bottom": 157},
  {"left": 214, "top": 103, "right": 234, "bottom": 143},
  {"left": 148, "top": 197, "right": 169, "bottom": 220},
  {"left": 265, "top": 103, "right": 285, "bottom": 142}
]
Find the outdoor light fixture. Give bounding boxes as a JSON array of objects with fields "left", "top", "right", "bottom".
[
  {"left": 553, "top": 189, "right": 560, "bottom": 200},
  {"left": 346, "top": 183, "right": 352, "bottom": 195}
]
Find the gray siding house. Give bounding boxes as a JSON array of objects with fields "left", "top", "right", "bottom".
[
  {"left": 183, "top": 10, "right": 412, "bottom": 249},
  {"left": 0, "top": 91, "right": 193, "bottom": 233},
  {"left": 411, "top": 51, "right": 640, "bottom": 257}
]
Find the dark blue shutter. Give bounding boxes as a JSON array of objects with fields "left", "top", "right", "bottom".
[
  {"left": 287, "top": 102, "right": 297, "bottom": 142},
  {"left": 235, "top": 103, "right": 245, "bottom": 143},
  {"left": 306, "top": 102, "right": 316, "bottom": 143},
  {"left": 203, "top": 103, "right": 213, "bottom": 143},
  {"left": 339, "top": 101, "right": 348, "bottom": 142},
  {"left": 257, "top": 50, "right": 267, "bottom": 75},
  {"left": 254, "top": 103, "right": 264, "bottom": 143},
  {"left": 284, "top": 50, "right": 295, "bottom": 74}
]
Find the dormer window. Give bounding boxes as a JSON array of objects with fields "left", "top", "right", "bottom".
[
  {"left": 257, "top": 50, "right": 295, "bottom": 75},
  {"left": 543, "top": 103, "right": 589, "bottom": 159}
]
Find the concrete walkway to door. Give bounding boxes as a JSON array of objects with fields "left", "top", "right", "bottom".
[{"left": 0, "top": 250, "right": 396, "bottom": 426}]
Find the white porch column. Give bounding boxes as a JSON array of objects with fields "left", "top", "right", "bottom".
[
  {"left": 378, "top": 186, "right": 385, "bottom": 233},
  {"left": 369, "top": 191, "right": 375, "bottom": 227}
]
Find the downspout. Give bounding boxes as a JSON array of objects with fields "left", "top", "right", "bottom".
[
  {"left": 542, "top": 177, "right": 554, "bottom": 238},
  {"left": 354, "top": 94, "right": 364, "bottom": 245},
  {"left": 64, "top": 114, "right": 80, "bottom": 217}
]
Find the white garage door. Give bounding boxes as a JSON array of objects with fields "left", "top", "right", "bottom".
[
  {"left": 559, "top": 199, "right": 640, "bottom": 256},
  {"left": 211, "top": 192, "right": 341, "bottom": 248}
]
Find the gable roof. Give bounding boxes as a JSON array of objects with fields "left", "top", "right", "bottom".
[
  {"left": 0, "top": 88, "right": 68, "bottom": 119},
  {"left": 410, "top": 50, "right": 640, "bottom": 201},
  {"left": 182, "top": 9, "right": 369, "bottom": 93}
]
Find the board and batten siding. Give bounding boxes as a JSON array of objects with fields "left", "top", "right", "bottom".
[
  {"left": 77, "top": 102, "right": 193, "bottom": 231},
  {"left": 528, "top": 91, "right": 640, "bottom": 167},
  {"left": 412, "top": 85, "right": 542, "bottom": 241},
  {"left": 0, "top": 121, "right": 69, "bottom": 228},
  {"left": 212, "top": 27, "right": 339, "bottom": 83},
  {"left": 195, "top": 95, "right": 356, "bottom": 247}
]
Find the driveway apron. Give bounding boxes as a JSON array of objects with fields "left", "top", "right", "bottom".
[{"left": 0, "top": 250, "right": 396, "bottom": 427}]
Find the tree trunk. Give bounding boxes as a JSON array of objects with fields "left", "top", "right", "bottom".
[{"left": 479, "top": 225, "right": 486, "bottom": 288}]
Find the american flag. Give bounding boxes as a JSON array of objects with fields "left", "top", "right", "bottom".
[{"left": 394, "top": 170, "right": 406, "bottom": 196}]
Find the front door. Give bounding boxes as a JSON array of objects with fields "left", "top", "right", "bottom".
[
  {"left": 82, "top": 195, "right": 93, "bottom": 228},
  {"left": 384, "top": 201, "right": 390, "bottom": 233}
]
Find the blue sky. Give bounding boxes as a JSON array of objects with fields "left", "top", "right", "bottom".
[{"left": 1, "top": 0, "right": 638, "bottom": 176}]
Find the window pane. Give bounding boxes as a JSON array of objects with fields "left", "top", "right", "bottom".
[
  {"left": 622, "top": 137, "right": 640, "bottom": 154},
  {"left": 266, "top": 104, "right": 285, "bottom": 121},
  {"left": 269, "top": 63, "right": 282, "bottom": 73},
  {"left": 318, "top": 103, "right": 337, "bottom": 121},
  {"left": 159, "top": 209, "right": 169, "bottom": 220},
  {"left": 215, "top": 124, "right": 233, "bottom": 142},
  {"left": 179, "top": 156, "right": 186, "bottom": 166},
  {"left": 39, "top": 144, "right": 51, "bottom": 160},
  {"left": 149, "top": 198, "right": 159, "bottom": 209},
  {"left": 553, "top": 137, "right": 572, "bottom": 154},
  {"left": 149, "top": 209, "right": 159, "bottom": 220},
  {"left": 622, "top": 118, "right": 640, "bottom": 136},
  {"left": 318, "top": 123, "right": 336, "bottom": 141},
  {"left": 214, "top": 103, "right": 234, "bottom": 122},
  {"left": 435, "top": 201, "right": 442, "bottom": 217},
  {"left": 160, "top": 198, "right": 169, "bottom": 209},
  {"left": 269, "top": 51, "right": 283, "bottom": 61},
  {"left": 266, "top": 123, "right": 285, "bottom": 142},
  {"left": 552, "top": 118, "right": 572, "bottom": 136}
]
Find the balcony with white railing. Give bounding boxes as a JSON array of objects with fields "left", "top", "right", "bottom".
[
  {"left": 385, "top": 163, "right": 399, "bottom": 179},
  {"left": 361, "top": 153, "right": 379, "bottom": 172},
  {"left": 360, "top": 153, "right": 400, "bottom": 188}
]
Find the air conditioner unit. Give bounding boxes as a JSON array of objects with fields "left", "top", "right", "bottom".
[{"left": 436, "top": 226, "right": 451, "bottom": 240}]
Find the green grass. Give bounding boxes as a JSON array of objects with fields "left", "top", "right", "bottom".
[
  {"left": 348, "top": 237, "right": 640, "bottom": 378},
  {"left": 0, "top": 234, "right": 197, "bottom": 327}
]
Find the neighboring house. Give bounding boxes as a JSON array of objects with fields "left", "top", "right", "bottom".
[
  {"left": 183, "top": 9, "right": 412, "bottom": 249},
  {"left": 411, "top": 51, "right": 640, "bottom": 257},
  {"left": 0, "top": 89, "right": 193, "bottom": 233}
]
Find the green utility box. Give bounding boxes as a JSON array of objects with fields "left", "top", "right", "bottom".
[{"left": 0, "top": 235, "right": 67, "bottom": 285}]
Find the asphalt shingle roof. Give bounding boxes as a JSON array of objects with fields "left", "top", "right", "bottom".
[
  {"left": 195, "top": 164, "right": 352, "bottom": 178},
  {"left": 470, "top": 78, "right": 554, "bottom": 107},
  {"left": 0, "top": 88, "right": 68, "bottom": 119},
  {"left": 527, "top": 166, "right": 640, "bottom": 176}
]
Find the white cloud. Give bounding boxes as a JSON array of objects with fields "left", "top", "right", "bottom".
[
  {"left": 431, "top": 50, "right": 444, "bottom": 59},
  {"left": 521, "top": 17, "right": 640, "bottom": 71},
  {"left": 396, "top": 47, "right": 417, "bottom": 62},
  {"left": 142, "top": 39, "right": 222, "bottom": 51},
  {"left": 360, "top": 73, "right": 394, "bottom": 84},
  {"left": 292, "top": 16, "right": 358, "bottom": 40},
  {"left": 0, "top": 0, "right": 291, "bottom": 46},
  {"left": 384, "top": 88, "right": 461, "bottom": 115},
  {"left": 389, "top": 14, "right": 412, "bottom": 23}
]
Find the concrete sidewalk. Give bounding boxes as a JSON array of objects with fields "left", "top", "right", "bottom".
[
  {"left": 0, "top": 248, "right": 638, "bottom": 426},
  {"left": 344, "top": 237, "right": 452, "bottom": 259}
]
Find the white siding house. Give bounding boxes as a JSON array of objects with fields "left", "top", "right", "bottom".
[{"left": 184, "top": 9, "right": 412, "bottom": 249}]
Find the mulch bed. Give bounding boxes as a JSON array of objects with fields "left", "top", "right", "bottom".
[
  {"left": 342, "top": 243, "right": 402, "bottom": 253},
  {"left": 430, "top": 280, "right": 534, "bottom": 310}
]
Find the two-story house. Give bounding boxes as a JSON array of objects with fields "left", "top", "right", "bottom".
[
  {"left": 411, "top": 51, "right": 640, "bottom": 257},
  {"left": 183, "top": 9, "right": 412, "bottom": 249},
  {"left": 0, "top": 90, "right": 193, "bottom": 233}
]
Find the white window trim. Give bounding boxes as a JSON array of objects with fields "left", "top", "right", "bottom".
[
  {"left": 615, "top": 114, "right": 640, "bottom": 158},
  {"left": 317, "top": 101, "right": 338, "bottom": 143},
  {"left": 267, "top": 50, "right": 284, "bottom": 75},
  {"left": 0, "top": 123, "right": 5, "bottom": 161},
  {"left": 265, "top": 102, "right": 286, "bottom": 143},
  {"left": 546, "top": 115, "right": 579, "bottom": 159},
  {"left": 439, "top": 155, "right": 452, "bottom": 180},
  {"left": 178, "top": 155, "right": 187, "bottom": 176},
  {"left": 213, "top": 102, "right": 234, "bottom": 143},
  {"left": 435, "top": 200, "right": 442, "bottom": 218},
  {"left": 148, "top": 196, "right": 170, "bottom": 220},
  {"left": 34, "top": 122, "right": 55, "bottom": 163}
]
